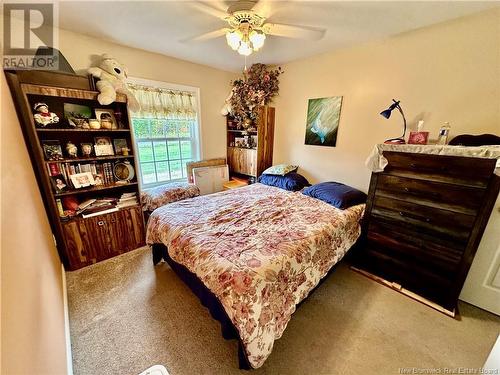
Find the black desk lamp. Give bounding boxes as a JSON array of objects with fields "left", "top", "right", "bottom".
[{"left": 380, "top": 99, "right": 407, "bottom": 144}]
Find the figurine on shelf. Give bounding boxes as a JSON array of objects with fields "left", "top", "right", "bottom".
[
  {"left": 33, "top": 102, "right": 59, "bottom": 128},
  {"left": 89, "top": 119, "right": 101, "bottom": 129},
  {"left": 113, "top": 108, "right": 125, "bottom": 129},
  {"left": 66, "top": 141, "right": 78, "bottom": 158},
  {"left": 80, "top": 143, "right": 93, "bottom": 157}
]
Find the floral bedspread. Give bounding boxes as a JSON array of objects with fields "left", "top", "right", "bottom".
[
  {"left": 146, "top": 183, "right": 364, "bottom": 368},
  {"left": 140, "top": 182, "right": 200, "bottom": 212}
]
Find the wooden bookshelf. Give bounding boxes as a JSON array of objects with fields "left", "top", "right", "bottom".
[
  {"left": 5, "top": 70, "right": 145, "bottom": 270},
  {"left": 226, "top": 106, "right": 275, "bottom": 179}
]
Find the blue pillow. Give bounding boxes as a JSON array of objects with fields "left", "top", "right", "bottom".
[
  {"left": 257, "top": 172, "right": 310, "bottom": 191},
  {"left": 302, "top": 182, "right": 367, "bottom": 209}
]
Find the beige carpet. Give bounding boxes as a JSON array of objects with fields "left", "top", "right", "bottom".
[{"left": 67, "top": 247, "right": 500, "bottom": 375}]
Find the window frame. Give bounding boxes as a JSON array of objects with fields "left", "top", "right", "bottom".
[{"left": 128, "top": 77, "right": 203, "bottom": 190}]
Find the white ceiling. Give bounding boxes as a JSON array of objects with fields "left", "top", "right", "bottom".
[{"left": 58, "top": 1, "right": 498, "bottom": 72}]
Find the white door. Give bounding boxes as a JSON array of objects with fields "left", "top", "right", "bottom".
[{"left": 460, "top": 192, "right": 500, "bottom": 315}]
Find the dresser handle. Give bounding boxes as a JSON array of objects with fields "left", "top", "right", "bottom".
[
  {"left": 399, "top": 211, "right": 431, "bottom": 223},
  {"left": 98, "top": 221, "right": 105, "bottom": 226}
]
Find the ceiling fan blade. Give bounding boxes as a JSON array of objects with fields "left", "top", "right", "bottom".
[
  {"left": 181, "top": 28, "right": 228, "bottom": 43},
  {"left": 251, "top": 0, "right": 273, "bottom": 19},
  {"left": 190, "top": 1, "right": 228, "bottom": 19},
  {"left": 263, "top": 23, "right": 326, "bottom": 41}
]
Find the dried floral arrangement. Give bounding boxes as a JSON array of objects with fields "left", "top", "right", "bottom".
[{"left": 226, "top": 64, "right": 283, "bottom": 122}]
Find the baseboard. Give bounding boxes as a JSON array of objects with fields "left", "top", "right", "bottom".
[{"left": 61, "top": 264, "right": 74, "bottom": 375}]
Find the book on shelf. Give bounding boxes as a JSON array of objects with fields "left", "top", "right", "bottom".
[
  {"left": 47, "top": 160, "right": 118, "bottom": 191},
  {"left": 117, "top": 192, "right": 138, "bottom": 209},
  {"left": 77, "top": 198, "right": 96, "bottom": 211},
  {"left": 72, "top": 193, "right": 137, "bottom": 218}
]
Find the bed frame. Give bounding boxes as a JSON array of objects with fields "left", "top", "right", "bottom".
[{"left": 151, "top": 242, "right": 357, "bottom": 369}]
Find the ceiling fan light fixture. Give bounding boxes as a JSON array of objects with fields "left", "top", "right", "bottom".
[
  {"left": 226, "top": 30, "right": 242, "bottom": 50},
  {"left": 237, "top": 40, "right": 252, "bottom": 56},
  {"left": 249, "top": 30, "right": 265, "bottom": 50}
]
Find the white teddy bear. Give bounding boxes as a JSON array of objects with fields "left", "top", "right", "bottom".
[{"left": 88, "top": 54, "right": 140, "bottom": 112}]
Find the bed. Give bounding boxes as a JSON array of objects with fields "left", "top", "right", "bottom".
[{"left": 146, "top": 183, "right": 365, "bottom": 369}]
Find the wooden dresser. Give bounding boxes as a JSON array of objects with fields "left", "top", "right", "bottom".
[{"left": 355, "top": 148, "right": 500, "bottom": 315}]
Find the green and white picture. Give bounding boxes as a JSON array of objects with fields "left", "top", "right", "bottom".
[{"left": 305, "top": 96, "right": 343, "bottom": 147}]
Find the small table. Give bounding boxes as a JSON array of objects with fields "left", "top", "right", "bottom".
[{"left": 223, "top": 179, "right": 248, "bottom": 190}]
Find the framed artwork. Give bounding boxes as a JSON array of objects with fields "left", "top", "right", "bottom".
[
  {"left": 64, "top": 103, "right": 91, "bottom": 129},
  {"left": 305, "top": 96, "right": 343, "bottom": 147},
  {"left": 94, "top": 137, "right": 114, "bottom": 156},
  {"left": 408, "top": 131, "right": 429, "bottom": 145},
  {"left": 113, "top": 138, "right": 128, "bottom": 155},
  {"left": 50, "top": 174, "right": 68, "bottom": 193},
  {"left": 95, "top": 109, "right": 118, "bottom": 130},
  {"left": 42, "top": 140, "right": 63, "bottom": 160},
  {"left": 93, "top": 173, "right": 104, "bottom": 186},
  {"left": 70, "top": 172, "right": 95, "bottom": 189}
]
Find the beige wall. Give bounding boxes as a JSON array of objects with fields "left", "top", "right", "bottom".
[
  {"left": 1, "top": 74, "right": 69, "bottom": 374},
  {"left": 273, "top": 8, "right": 500, "bottom": 191},
  {"left": 58, "top": 28, "right": 236, "bottom": 161},
  {"left": 1, "top": 27, "right": 235, "bottom": 374}
]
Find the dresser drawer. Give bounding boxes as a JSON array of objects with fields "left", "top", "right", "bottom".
[
  {"left": 371, "top": 195, "right": 475, "bottom": 243},
  {"left": 383, "top": 151, "right": 495, "bottom": 188},
  {"left": 366, "top": 225, "right": 462, "bottom": 276},
  {"left": 376, "top": 174, "right": 485, "bottom": 215},
  {"left": 357, "top": 246, "right": 455, "bottom": 309}
]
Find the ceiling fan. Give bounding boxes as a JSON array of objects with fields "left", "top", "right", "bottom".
[{"left": 184, "top": 0, "right": 326, "bottom": 56}]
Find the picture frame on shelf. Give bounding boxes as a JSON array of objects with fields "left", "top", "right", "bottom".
[
  {"left": 251, "top": 135, "right": 258, "bottom": 148},
  {"left": 94, "top": 136, "right": 114, "bottom": 156},
  {"left": 50, "top": 174, "right": 68, "bottom": 193},
  {"left": 408, "top": 131, "right": 429, "bottom": 145},
  {"left": 93, "top": 173, "right": 104, "bottom": 186},
  {"left": 42, "top": 140, "right": 64, "bottom": 160},
  {"left": 70, "top": 172, "right": 96, "bottom": 189},
  {"left": 234, "top": 137, "right": 246, "bottom": 148},
  {"left": 95, "top": 109, "right": 118, "bottom": 130},
  {"left": 113, "top": 138, "right": 128, "bottom": 155},
  {"left": 64, "top": 103, "right": 91, "bottom": 129}
]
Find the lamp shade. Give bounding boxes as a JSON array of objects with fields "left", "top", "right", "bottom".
[{"left": 380, "top": 109, "right": 392, "bottom": 119}]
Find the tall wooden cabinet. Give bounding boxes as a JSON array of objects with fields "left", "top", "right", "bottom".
[
  {"left": 226, "top": 106, "right": 275, "bottom": 178},
  {"left": 5, "top": 70, "right": 145, "bottom": 270}
]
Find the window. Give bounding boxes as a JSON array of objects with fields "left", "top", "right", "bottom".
[{"left": 128, "top": 79, "right": 201, "bottom": 188}]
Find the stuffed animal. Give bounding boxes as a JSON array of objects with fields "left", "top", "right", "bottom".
[{"left": 88, "top": 54, "right": 140, "bottom": 111}]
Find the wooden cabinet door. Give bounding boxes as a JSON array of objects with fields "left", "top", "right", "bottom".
[
  {"left": 228, "top": 147, "right": 257, "bottom": 176},
  {"left": 124, "top": 206, "right": 146, "bottom": 249},
  {"left": 85, "top": 215, "right": 114, "bottom": 262},
  {"left": 61, "top": 220, "right": 96, "bottom": 270}
]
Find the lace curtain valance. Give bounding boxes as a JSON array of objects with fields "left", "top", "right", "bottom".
[{"left": 128, "top": 84, "right": 197, "bottom": 120}]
